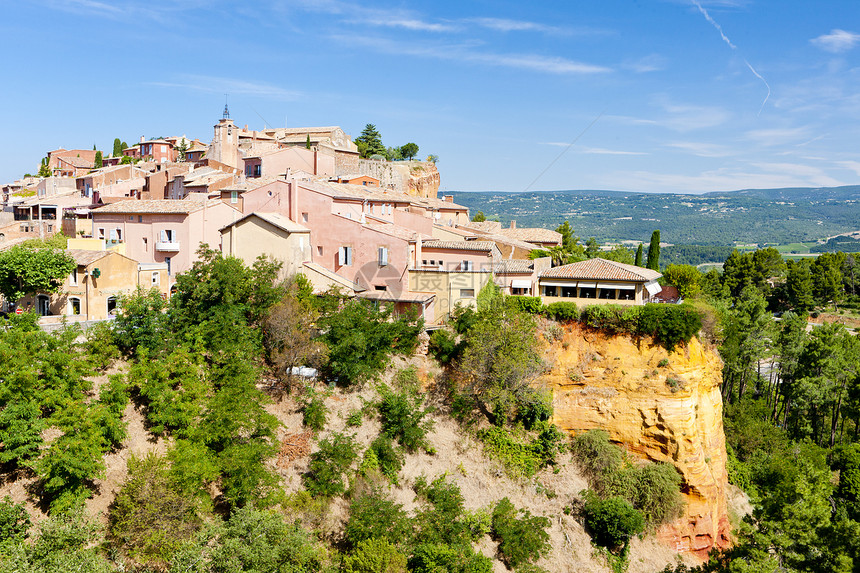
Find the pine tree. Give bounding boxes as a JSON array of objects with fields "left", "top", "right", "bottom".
[
  {"left": 355, "top": 124, "right": 386, "bottom": 158},
  {"left": 635, "top": 244, "right": 644, "bottom": 267},
  {"left": 646, "top": 230, "right": 660, "bottom": 271}
]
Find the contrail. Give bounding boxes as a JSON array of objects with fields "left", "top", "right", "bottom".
[
  {"left": 691, "top": 0, "right": 770, "bottom": 115},
  {"left": 522, "top": 110, "right": 605, "bottom": 192}
]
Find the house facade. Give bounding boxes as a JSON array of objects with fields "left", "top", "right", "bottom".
[{"left": 537, "top": 258, "right": 662, "bottom": 306}]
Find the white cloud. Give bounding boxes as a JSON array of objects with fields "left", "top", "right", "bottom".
[
  {"left": 744, "top": 127, "right": 810, "bottom": 146},
  {"left": 811, "top": 29, "right": 860, "bottom": 53},
  {"left": 579, "top": 147, "right": 648, "bottom": 156},
  {"left": 660, "top": 103, "right": 732, "bottom": 132},
  {"left": 622, "top": 54, "right": 667, "bottom": 73},
  {"left": 365, "top": 18, "right": 456, "bottom": 32},
  {"left": 470, "top": 17, "right": 558, "bottom": 33},
  {"left": 666, "top": 141, "right": 734, "bottom": 157},
  {"left": 149, "top": 75, "right": 302, "bottom": 100}
]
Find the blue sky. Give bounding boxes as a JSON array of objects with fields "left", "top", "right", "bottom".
[{"left": 3, "top": 0, "right": 860, "bottom": 194}]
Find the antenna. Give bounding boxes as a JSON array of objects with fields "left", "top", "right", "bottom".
[{"left": 222, "top": 94, "right": 230, "bottom": 119}]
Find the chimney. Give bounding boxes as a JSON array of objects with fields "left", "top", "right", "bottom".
[
  {"left": 443, "top": 194, "right": 453, "bottom": 202},
  {"left": 510, "top": 220, "right": 516, "bottom": 229},
  {"left": 139, "top": 135, "right": 145, "bottom": 143}
]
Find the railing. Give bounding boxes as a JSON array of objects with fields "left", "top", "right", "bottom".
[{"left": 156, "top": 241, "right": 180, "bottom": 252}]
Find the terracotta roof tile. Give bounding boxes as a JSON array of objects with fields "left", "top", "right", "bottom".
[
  {"left": 93, "top": 199, "right": 218, "bottom": 214},
  {"left": 540, "top": 258, "right": 662, "bottom": 282},
  {"left": 421, "top": 240, "right": 498, "bottom": 252}
]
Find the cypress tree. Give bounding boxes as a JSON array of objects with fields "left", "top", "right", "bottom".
[
  {"left": 305, "top": 134, "right": 311, "bottom": 149},
  {"left": 112, "top": 138, "right": 122, "bottom": 157},
  {"left": 646, "top": 230, "right": 660, "bottom": 271},
  {"left": 94, "top": 151, "right": 103, "bottom": 169},
  {"left": 635, "top": 244, "right": 644, "bottom": 267}
]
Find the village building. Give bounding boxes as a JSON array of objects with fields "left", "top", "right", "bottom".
[
  {"left": 90, "top": 198, "right": 241, "bottom": 278},
  {"left": 220, "top": 212, "right": 311, "bottom": 279},
  {"left": 537, "top": 258, "right": 662, "bottom": 306}
]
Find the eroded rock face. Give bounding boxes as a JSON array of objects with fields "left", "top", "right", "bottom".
[
  {"left": 541, "top": 324, "right": 731, "bottom": 558},
  {"left": 357, "top": 160, "right": 440, "bottom": 197}
]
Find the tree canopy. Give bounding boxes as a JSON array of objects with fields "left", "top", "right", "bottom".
[{"left": 0, "top": 244, "right": 76, "bottom": 302}]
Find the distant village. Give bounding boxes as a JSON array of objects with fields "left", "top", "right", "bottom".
[{"left": 0, "top": 109, "right": 663, "bottom": 326}]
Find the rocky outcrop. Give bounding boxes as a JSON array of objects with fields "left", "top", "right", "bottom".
[
  {"left": 540, "top": 324, "right": 731, "bottom": 558},
  {"left": 357, "top": 160, "right": 440, "bottom": 198}
]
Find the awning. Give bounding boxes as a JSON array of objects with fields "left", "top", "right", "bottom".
[
  {"left": 540, "top": 281, "right": 576, "bottom": 288},
  {"left": 597, "top": 282, "right": 635, "bottom": 290},
  {"left": 577, "top": 281, "right": 597, "bottom": 288},
  {"left": 645, "top": 281, "right": 662, "bottom": 296},
  {"left": 511, "top": 279, "right": 532, "bottom": 289}
]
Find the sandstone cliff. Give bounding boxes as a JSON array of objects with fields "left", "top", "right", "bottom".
[
  {"left": 540, "top": 324, "right": 730, "bottom": 558},
  {"left": 357, "top": 159, "right": 440, "bottom": 197}
]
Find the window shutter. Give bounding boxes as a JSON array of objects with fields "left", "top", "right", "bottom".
[
  {"left": 379, "top": 247, "right": 388, "bottom": 266},
  {"left": 160, "top": 230, "right": 167, "bottom": 242},
  {"left": 338, "top": 247, "right": 345, "bottom": 266},
  {"left": 346, "top": 247, "right": 353, "bottom": 266}
]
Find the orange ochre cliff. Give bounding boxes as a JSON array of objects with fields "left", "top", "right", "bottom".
[{"left": 541, "top": 324, "right": 731, "bottom": 559}]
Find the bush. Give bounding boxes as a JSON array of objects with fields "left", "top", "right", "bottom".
[
  {"left": 84, "top": 321, "right": 120, "bottom": 371},
  {"left": 414, "top": 476, "right": 471, "bottom": 547},
  {"left": 428, "top": 329, "right": 464, "bottom": 365},
  {"left": 627, "top": 463, "right": 683, "bottom": 526},
  {"left": 583, "top": 493, "right": 644, "bottom": 551},
  {"left": 343, "top": 538, "right": 407, "bottom": 573},
  {"left": 491, "top": 497, "right": 551, "bottom": 568},
  {"left": 303, "top": 433, "right": 359, "bottom": 497},
  {"left": 570, "top": 430, "right": 625, "bottom": 495},
  {"left": 377, "top": 384, "right": 433, "bottom": 453},
  {"left": 0, "top": 495, "right": 30, "bottom": 544},
  {"left": 369, "top": 436, "right": 404, "bottom": 482},
  {"left": 302, "top": 393, "right": 327, "bottom": 432},
  {"left": 345, "top": 491, "right": 413, "bottom": 549},
  {"left": 108, "top": 452, "right": 201, "bottom": 566},
  {"left": 638, "top": 304, "right": 702, "bottom": 352},
  {"left": 516, "top": 388, "right": 553, "bottom": 430},
  {"left": 408, "top": 543, "right": 493, "bottom": 573},
  {"left": 581, "top": 305, "right": 641, "bottom": 334},
  {"left": 507, "top": 296, "right": 544, "bottom": 315},
  {"left": 543, "top": 301, "right": 578, "bottom": 322},
  {"left": 477, "top": 424, "right": 562, "bottom": 478}
]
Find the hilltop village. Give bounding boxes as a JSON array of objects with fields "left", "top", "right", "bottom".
[{"left": 0, "top": 111, "right": 664, "bottom": 324}]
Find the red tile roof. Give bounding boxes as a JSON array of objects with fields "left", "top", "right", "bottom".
[{"left": 540, "top": 258, "right": 662, "bottom": 282}]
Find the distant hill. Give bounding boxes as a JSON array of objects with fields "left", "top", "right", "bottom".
[{"left": 448, "top": 185, "right": 860, "bottom": 246}]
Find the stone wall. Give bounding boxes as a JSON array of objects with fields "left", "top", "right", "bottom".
[{"left": 356, "top": 160, "right": 440, "bottom": 198}]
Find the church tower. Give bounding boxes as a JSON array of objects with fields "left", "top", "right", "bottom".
[{"left": 208, "top": 103, "right": 239, "bottom": 169}]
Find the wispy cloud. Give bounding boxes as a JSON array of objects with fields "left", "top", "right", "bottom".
[
  {"left": 470, "top": 17, "right": 560, "bottom": 34},
  {"left": 622, "top": 54, "right": 667, "bottom": 73},
  {"left": 661, "top": 102, "right": 732, "bottom": 132},
  {"left": 42, "top": 0, "right": 208, "bottom": 20},
  {"left": 539, "top": 143, "right": 647, "bottom": 155},
  {"left": 340, "top": 35, "right": 612, "bottom": 75},
  {"left": 744, "top": 127, "right": 810, "bottom": 146},
  {"left": 666, "top": 141, "right": 734, "bottom": 157},
  {"left": 365, "top": 18, "right": 456, "bottom": 32},
  {"left": 149, "top": 75, "right": 302, "bottom": 100},
  {"left": 811, "top": 29, "right": 860, "bottom": 53}
]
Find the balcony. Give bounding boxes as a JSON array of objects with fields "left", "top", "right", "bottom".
[{"left": 155, "top": 241, "right": 180, "bottom": 252}]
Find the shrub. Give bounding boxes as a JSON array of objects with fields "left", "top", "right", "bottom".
[
  {"left": 414, "top": 476, "right": 471, "bottom": 547},
  {"left": 507, "top": 296, "right": 544, "bottom": 315},
  {"left": 491, "top": 497, "right": 551, "bottom": 569},
  {"left": 429, "top": 329, "right": 464, "bottom": 365},
  {"left": 346, "top": 409, "right": 364, "bottom": 427},
  {"left": 343, "top": 538, "right": 407, "bottom": 573},
  {"left": 638, "top": 304, "right": 702, "bottom": 352},
  {"left": 303, "top": 433, "right": 359, "bottom": 498},
  {"left": 478, "top": 423, "right": 564, "bottom": 478},
  {"left": 84, "top": 321, "right": 120, "bottom": 371},
  {"left": 370, "top": 436, "right": 404, "bottom": 482},
  {"left": 627, "top": 463, "right": 684, "bottom": 526},
  {"left": 544, "top": 301, "right": 578, "bottom": 322},
  {"left": 108, "top": 452, "right": 201, "bottom": 566},
  {"left": 408, "top": 543, "right": 493, "bottom": 573},
  {"left": 345, "top": 490, "right": 413, "bottom": 548},
  {"left": 302, "top": 393, "right": 327, "bottom": 432},
  {"left": 516, "top": 388, "right": 553, "bottom": 430},
  {"left": 583, "top": 493, "right": 644, "bottom": 552},
  {"left": 377, "top": 384, "right": 433, "bottom": 453},
  {"left": 570, "top": 430, "right": 625, "bottom": 494},
  {"left": 0, "top": 495, "right": 30, "bottom": 544}
]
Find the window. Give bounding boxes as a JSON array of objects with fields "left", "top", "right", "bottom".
[
  {"left": 160, "top": 229, "right": 174, "bottom": 243},
  {"left": 151, "top": 271, "right": 159, "bottom": 286},
  {"left": 109, "top": 229, "right": 118, "bottom": 242},
  {"left": 375, "top": 285, "right": 387, "bottom": 291},
  {"left": 459, "top": 289, "right": 475, "bottom": 298},
  {"left": 561, "top": 286, "right": 576, "bottom": 298},
  {"left": 317, "top": 245, "right": 323, "bottom": 256},
  {"left": 579, "top": 286, "right": 596, "bottom": 299},
  {"left": 69, "top": 267, "right": 78, "bottom": 286},
  {"left": 231, "top": 190, "right": 238, "bottom": 204},
  {"left": 97, "top": 228, "right": 105, "bottom": 240},
  {"left": 599, "top": 288, "right": 617, "bottom": 300},
  {"left": 138, "top": 216, "right": 143, "bottom": 222},
  {"left": 129, "top": 216, "right": 134, "bottom": 221},
  {"left": 69, "top": 298, "right": 81, "bottom": 315},
  {"left": 543, "top": 286, "right": 557, "bottom": 297},
  {"left": 338, "top": 246, "right": 353, "bottom": 266},
  {"left": 107, "top": 296, "right": 117, "bottom": 315},
  {"left": 47, "top": 224, "right": 53, "bottom": 233},
  {"left": 461, "top": 260, "right": 473, "bottom": 271},
  {"left": 253, "top": 165, "right": 261, "bottom": 177},
  {"left": 378, "top": 246, "right": 388, "bottom": 267},
  {"left": 116, "top": 228, "right": 122, "bottom": 241},
  {"left": 143, "top": 237, "right": 148, "bottom": 251},
  {"left": 37, "top": 295, "right": 50, "bottom": 316},
  {"left": 164, "top": 257, "right": 171, "bottom": 275},
  {"left": 302, "top": 212, "right": 309, "bottom": 223}
]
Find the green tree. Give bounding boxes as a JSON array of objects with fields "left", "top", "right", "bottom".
[
  {"left": 113, "top": 286, "right": 169, "bottom": 357},
  {"left": 471, "top": 211, "right": 486, "bottom": 222},
  {"left": 635, "top": 244, "right": 644, "bottom": 267},
  {"left": 112, "top": 138, "right": 122, "bottom": 157},
  {"left": 0, "top": 244, "right": 76, "bottom": 303},
  {"left": 646, "top": 230, "right": 660, "bottom": 271},
  {"left": 94, "top": 151, "right": 103, "bottom": 169},
  {"left": 426, "top": 154, "right": 439, "bottom": 164},
  {"left": 603, "top": 244, "right": 634, "bottom": 265},
  {"left": 305, "top": 134, "right": 311, "bottom": 149},
  {"left": 400, "top": 142, "right": 419, "bottom": 160},
  {"left": 662, "top": 264, "right": 701, "bottom": 299},
  {"left": 585, "top": 237, "right": 599, "bottom": 258},
  {"left": 811, "top": 252, "right": 844, "bottom": 309},
  {"left": 38, "top": 155, "right": 51, "bottom": 177},
  {"left": 355, "top": 124, "right": 386, "bottom": 158},
  {"left": 175, "top": 139, "right": 188, "bottom": 161},
  {"left": 785, "top": 259, "right": 815, "bottom": 311},
  {"left": 343, "top": 538, "right": 407, "bottom": 573}
]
